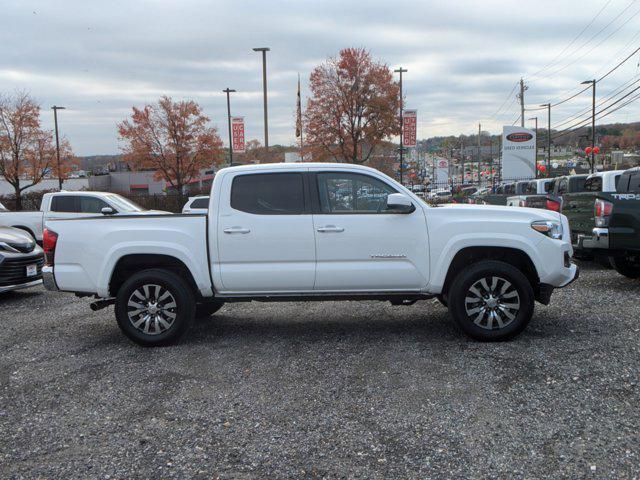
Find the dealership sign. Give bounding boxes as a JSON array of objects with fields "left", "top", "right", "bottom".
[
  {"left": 434, "top": 157, "right": 449, "bottom": 183},
  {"left": 501, "top": 125, "right": 536, "bottom": 179},
  {"left": 402, "top": 110, "right": 417, "bottom": 148},
  {"left": 231, "top": 117, "right": 245, "bottom": 153}
]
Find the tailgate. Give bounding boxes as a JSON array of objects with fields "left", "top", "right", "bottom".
[{"left": 609, "top": 193, "right": 640, "bottom": 251}]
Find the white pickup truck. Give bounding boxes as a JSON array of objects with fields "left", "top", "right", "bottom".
[
  {"left": 43, "top": 163, "right": 578, "bottom": 346},
  {"left": 0, "top": 191, "right": 167, "bottom": 243}
]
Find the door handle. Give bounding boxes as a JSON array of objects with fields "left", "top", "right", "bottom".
[
  {"left": 317, "top": 225, "right": 344, "bottom": 233},
  {"left": 223, "top": 227, "right": 251, "bottom": 234}
]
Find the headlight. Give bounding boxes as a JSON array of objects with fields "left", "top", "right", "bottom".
[{"left": 531, "top": 220, "right": 563, "bottom": 239}]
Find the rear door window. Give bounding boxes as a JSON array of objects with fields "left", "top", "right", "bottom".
[
  {"left": 558, "top": 179, "right": 567, "bottom": 195},
  {"left": 584, "top": 177, "right": 603, "bottom": 192},
  {"left": 191, "top": 198, "right": 209, "bottom": 209},
  {"left": 628, "top": 174, "right": 640, "bottom": 192},
  {"left": 231, "top": 173, "right": 305, "bottom": 215},
  {"left": 51, "top": 195, "right": 79, "bottom": 212}
]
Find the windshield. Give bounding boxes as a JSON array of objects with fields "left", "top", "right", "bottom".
[{"left": 106, "top": 194, "right": 145, "bottom": 212}]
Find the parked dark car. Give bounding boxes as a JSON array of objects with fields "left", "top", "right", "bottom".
[{"left": 0, "top": 227, "right": 44, "bottom": 293}]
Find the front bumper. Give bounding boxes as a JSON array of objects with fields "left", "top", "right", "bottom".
[
  {"left": 42, "top": 266, "right": 59, "bottom": 291},
  {"left": 0, "top": 278, "right": 43, "bottom": 294},
  {"left": 537, "top": 264, "right": 579, "bottom": 305}
]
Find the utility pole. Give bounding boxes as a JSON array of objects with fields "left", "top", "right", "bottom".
[
  {"left": 51, "top": 106, "right": 66, "bottom": 190},
  {"left": 517, "top": 78, "right": 528, "bottom": 127},
  {"left": 460, "top": 136, "right": 465, "bottom": 184},
  {"left": 253, "top": 47, "right": 270, "bottom": 153},
  {"left": 528, "top": 116, "right": 538, "bottom": 177},
  {"left": 540, "top": 103, "right": 551, "bottom": 177},
  {"left": 394, "top": 67, "right": 407, "bottom": 185},
  {"left": 477, "top": 123, "right": 481, "bottom": 185},
  {"left": 223, "top": 88, "right": 236, "bottom": 166},
  {"left": 582, "top": 79, "right": 596, "bottom": 173}
]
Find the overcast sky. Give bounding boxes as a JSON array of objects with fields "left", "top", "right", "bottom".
[{"left": 2, "top": 0, "right": 640, "bottom": 155}]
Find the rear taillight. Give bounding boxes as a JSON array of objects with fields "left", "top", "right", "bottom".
[
  {"left": 546, "top": 198, "right": 561, "bottom": 212},
  {"left": 519, "top": 200, "right": 526, "bottom": 207},
  {"left": 594, "top": 199, "right": 613, "bottom": 227},
  {"left": 43, "top": 228, "right": 58, "bottom": 266}
]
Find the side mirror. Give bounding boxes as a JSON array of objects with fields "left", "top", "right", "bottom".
[
  {"left": 101, "top": 207, "right": 115, "bottom": 215},
  {"left": 387, "top": 193, "right": 415, "bottom": 213}
]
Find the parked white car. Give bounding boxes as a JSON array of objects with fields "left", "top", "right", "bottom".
[
  {"left": 427, "top": 188, "right": 452, "bottom": 200},
  {"left": 507, "top": 178, "right": 554, "bottom": 208},
  {"left": 0, "top": 191, "right": 168, "bottom": 243},
  {"left": 182, "top": 196, "right": 209, "bottom": 214},
  {"left": 43, "top": 163, "right": 578, "bottom": 346}
]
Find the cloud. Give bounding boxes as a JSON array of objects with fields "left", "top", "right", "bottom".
[{"left": 1, "top": 0, "right": 639, "bottom": 154}]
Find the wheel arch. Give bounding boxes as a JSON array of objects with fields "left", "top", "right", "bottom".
[
  {"left": 441, "top": 246, "right": 540, "bottom": 298},
  {"left": 109, "top": 254, "right": 201, "bottom": 299}
]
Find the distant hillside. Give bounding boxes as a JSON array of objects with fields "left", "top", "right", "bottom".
[{"left": 78, "top": 154, "right": 122, "bottom": 172}]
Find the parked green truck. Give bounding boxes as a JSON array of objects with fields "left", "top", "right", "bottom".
[{"left": 557, "top": 168, "right": 640, "bottom": 278}]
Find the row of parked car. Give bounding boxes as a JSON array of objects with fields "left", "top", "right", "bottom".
[{"left": 472, "top": 167, "right": 640, "bottom": 279}]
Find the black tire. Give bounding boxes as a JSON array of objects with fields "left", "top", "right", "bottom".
[
  {"left": 447, "top": 260, "right": 534, "bottom": 342},
  {"left": 114, "top": 269, "right": 195, "bottom": 346},
  {"left": 195, "top": 300, "right": 225, "bottom": 318},
  {"left": 610, "top": 256, "right": 640, "bottom": 279}
]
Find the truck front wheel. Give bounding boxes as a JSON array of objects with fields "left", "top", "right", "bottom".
[
  {"left": 114, "top": 269, "right": 195, "bottom": 346},
  {"left": 610, "top": 256, "right": 640, "bottom": 279},
  {"left": 447, "top": 260, "right": 534, "bottom": 341}
]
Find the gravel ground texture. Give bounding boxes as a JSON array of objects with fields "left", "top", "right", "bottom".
[{"left": 0, "top": 260, "right": 638, "bottom": 479}]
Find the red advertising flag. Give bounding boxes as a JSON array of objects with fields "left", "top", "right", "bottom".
[
  {"left": 231, "top": 117, "right": 245, "bottom": 153},
  {"left": 402, "top": 109, "right": 417, "bottom": 148}
]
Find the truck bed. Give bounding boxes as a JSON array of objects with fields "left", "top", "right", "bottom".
[{"left": 47, "top": 214, "right": 213, "bottom": 297}]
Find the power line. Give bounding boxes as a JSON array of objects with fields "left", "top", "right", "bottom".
[
  {"left": 597, "top": 45, "right": 640, "bottom": 82},
  {"left": 532, "top": 0, "right": 639, "bottom": 82},
  {"left": 528, "top": 0, "right": 613, "bottom": 79},
  {"left": 553, "top": 74, "right": 640, "bottom": 128},
  {"left": 536, "top": 3, "right": 640, "bottom": 81},
  {"left": 489, "top": 82, "right": 519, "bottom": 119},
  {"left": 552, "top": 85, "right": 640, "bottom": 140}
]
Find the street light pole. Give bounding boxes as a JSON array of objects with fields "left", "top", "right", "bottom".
[
  {"left": 582, "top": 79, "right": 596, "bottom": 173},
  {"left": 223, "top": 88, "right": 236, "bottom": 166},
  {"left": 51, "top": 105, "right": 66, "bottom": 190},
  {"left": 394, "top": 67, "right": 407, "bottom": 185},
  {"left": 540, "top": 104, "right": 551, "bottom": 177},
  {"left": 253, "top": 47, "right": 270, "bottom": 153},
  {"left": 528, "top": 116, "right": 538, "bottom": 177}
]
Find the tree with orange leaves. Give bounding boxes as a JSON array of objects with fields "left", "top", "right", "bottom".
[
  {"left": 304, "top": 48, "right": 401, "bottom": 164},
  {"left": 0, "top": 92, "right": 75, "bottom": 210},
  {"left": 118, "top": 96, "right": 224, "bottom": 193}
]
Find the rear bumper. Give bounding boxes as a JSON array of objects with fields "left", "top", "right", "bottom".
[
  {"left": 0, "top": 278, "right": 42, "bottom": 294},
  {"left": 577, "top": 228, "right": 609, "bottom": 250},
  {"left": 42, "top": 266, "right": 59, "bottom": 291}
]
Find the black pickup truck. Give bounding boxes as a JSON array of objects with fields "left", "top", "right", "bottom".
[{"left": 571, "top": 168, "right": 640, "bottom": 278}]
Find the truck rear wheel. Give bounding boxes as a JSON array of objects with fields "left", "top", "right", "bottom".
[
  {"left": 610, "top": 256, "right": 640, "bottom": 279},
  {"left": 447, "top": 260, "right": 534, "bottom": 341},
  {"left": 114, "top": 269, "right": 195, "bottom": 346}
]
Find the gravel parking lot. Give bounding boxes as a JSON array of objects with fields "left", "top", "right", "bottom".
[{"left": 0, "top": 261, "right": 638, "bottom": 479}]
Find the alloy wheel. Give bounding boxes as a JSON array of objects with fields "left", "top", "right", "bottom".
[
  {"left": 126, "top": 284, "right": 177, "bottom": 335},
  {"left": 464, "top": 276, "right": 520, "bottom": 330}
]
